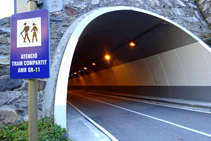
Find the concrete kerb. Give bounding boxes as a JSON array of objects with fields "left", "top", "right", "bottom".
[{"left": 78, "top": 89, "right": 211, "bottom": 110}]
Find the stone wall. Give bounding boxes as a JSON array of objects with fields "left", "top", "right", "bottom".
[
  {"left": 0, "top": 0, "right": 210, "bottom": 126},
  {"left": 61, "top": 0, "right": 210, "bottom": 37},
  {"left": 195, "top": 0, "right": 211, "bottom": 25},
  {"left": 0, "top": 90, "right": 43, "bottom": 125}
]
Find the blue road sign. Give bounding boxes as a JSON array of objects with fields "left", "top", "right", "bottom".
[{"left": 10, "top": 9, "right": 50, "bottom": 79}]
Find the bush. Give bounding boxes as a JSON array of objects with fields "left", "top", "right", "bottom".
[
  {"left": 203, "top": 33, "right": 211, "bottom": 47},
  {"left": 0, "top": 116, "right": 70, "bottom": 141}
]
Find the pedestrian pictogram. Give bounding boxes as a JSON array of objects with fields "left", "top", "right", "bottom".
[
  {"left": 20, "top": 22, "right": 31, "bottom": 43},
  {"left": 31, "top": 23, "right": 38, "bottom": 42},
  {"left": 17, "top": 17, "right": 41, "bottom": 48}
]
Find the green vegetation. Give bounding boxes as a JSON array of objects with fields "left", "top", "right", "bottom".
[
  {"left": 203, "top": 33, "right": 211, "bottom": 47},
  {"left": 0, "top": 116, "right": 70, "bottom": 141}
]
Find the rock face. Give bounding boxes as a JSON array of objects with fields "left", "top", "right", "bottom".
[
  {"left": 195, "top": 0, "right": 211, "bottom": 25},
  {"left": 0, "top": 90, "right": 44, "bottom": 126},
  {"left": 0, "top": 0, "right": 211, "bottom": 126},
  {"left": 0, "top": 76, "right": 23, "bottom": 92},
  {"left": 0, "top": 91, "right": 22, "bottom": 106},
  {"left": 0, "top": 107, "right": 18, "bottom": 124}
]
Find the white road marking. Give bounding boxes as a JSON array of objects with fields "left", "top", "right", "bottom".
[
  {"left": 67, "top": 101, "right": 118, "bottom": 141},
  {"left": 71, "top": 92, "right": 211, "bottom": 138}
]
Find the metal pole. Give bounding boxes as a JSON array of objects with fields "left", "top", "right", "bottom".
[
  {"left": 28, "top": 1, "right": 38, "bottom": 141},
  {"left": 28, "top": 79, "right": 38, "bottom": 141},
  {"left": 28, "top": 0, "right": 37, "bottom": 11}
]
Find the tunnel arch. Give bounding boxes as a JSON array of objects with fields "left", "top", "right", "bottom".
[{"left": 51, "top": 6, "right": 211, "bottom": 128}]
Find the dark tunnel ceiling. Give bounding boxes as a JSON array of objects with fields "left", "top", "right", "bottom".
[{"left": 70, "top": 10, "right": 197, "bottom": 77}]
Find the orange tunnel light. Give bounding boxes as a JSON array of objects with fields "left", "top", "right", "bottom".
[
  {"left": 129, "top": 41, "right": 135, "bottom": 47},
  {"left": 105, "top": 55, "right": 110, "bottom": 60}
]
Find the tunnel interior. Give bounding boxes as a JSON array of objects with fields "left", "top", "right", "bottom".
[{"left": 68, "top": 9, "right": 211, "bottom": 102}]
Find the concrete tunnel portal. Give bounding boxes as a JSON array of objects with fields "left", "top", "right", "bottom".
[{"left": 53, "top": 7, "right": 211, "bottom": 128}]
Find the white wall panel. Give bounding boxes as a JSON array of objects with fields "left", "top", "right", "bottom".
[
  {"left": 69, "top": 43, "right": 211, "bottom": 87},
  {"left": 69, "top": 77, "right": 80, "bottom": 86},
  {"left": 176, "top": 43, "right": 211, "bottom": 86},
  {"left": 125, "top": 62, "right": 143, "bottom": 86},
  {"left": 201, "top": 46, "right": 211, "bottom": 72},
  {"left": 82, "top": 75, "right": 90, "bottom": 85},
  {"left": 89, "top": 72, "right": 103, "bottom": 85},
  {"left": 134, "top": 59, "right": 154, "bottom": 85},
  {"left": 107, "top": 68, "right": 119, "bottom": 85},
  {"left": 146, "top": 55, "right": 169, "bottom": 85},
  {"left": 98, "top": 69, "right": 112, "bottom": 85},
  {"left": 159, "top": 50, "right": 188, "bottom": 86},
  {"left": 112, "top": 64, "right": 133, "bottom": 85}
]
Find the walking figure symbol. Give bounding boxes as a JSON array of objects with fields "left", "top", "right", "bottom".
[
  {"left": 20, "top": 23, "right": 38, "bottom": 43},
  {"left": 31, "top": 23, "right": 38, "bottom": 42},
  {"left": 20, "top": 23, "right": 30, "bottom": 43}
]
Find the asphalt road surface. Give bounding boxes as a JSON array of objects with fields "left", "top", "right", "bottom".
[{"left": 67, "top": 90, "right": 211, "bottom": 141}]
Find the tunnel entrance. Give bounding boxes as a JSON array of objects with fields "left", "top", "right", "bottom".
[{"left": 53, "top": 6, "right": 211, "bottom": 128}]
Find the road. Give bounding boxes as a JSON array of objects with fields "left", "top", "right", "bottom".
[{"left": 67, "top": 90, "right": 211, "bottom": 141}]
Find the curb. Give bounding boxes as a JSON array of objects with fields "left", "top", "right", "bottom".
[{"left": 80, "top": 89, "right": 211, "bottom": 110}]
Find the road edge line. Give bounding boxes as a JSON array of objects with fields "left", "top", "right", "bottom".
[{"left": 67, "top": 101, "right": 118, "bottom": 141}]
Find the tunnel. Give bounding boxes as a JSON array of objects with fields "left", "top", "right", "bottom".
[{"left": 53, "top": 7, "right": 211, "bottom": 128}]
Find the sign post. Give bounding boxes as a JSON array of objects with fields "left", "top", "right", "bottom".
[
  {"left": 11, "top": 1, "right": 50, "bottom": 141},
  {"left": 28, "top": 1, "right": 38, "bottom": 141}
]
